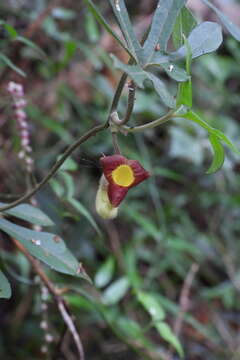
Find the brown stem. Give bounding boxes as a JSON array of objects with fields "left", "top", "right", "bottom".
[
  {"left": 12, "top": 238, "right": 85, "bottom": 360},
  {"left": 0, "top": 122, "right": 108, "bottom": 212}
]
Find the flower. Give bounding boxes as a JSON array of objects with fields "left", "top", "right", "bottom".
[
  {"left": 95, "top": 175, "right": 119, "bottom": 219},
  {"left": 100, "top": 154, "right": 150, "bottom": 207}
]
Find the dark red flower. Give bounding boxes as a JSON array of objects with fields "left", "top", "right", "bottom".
[{"left": 100, "top": 155, "right": 150, "bottom": 207}]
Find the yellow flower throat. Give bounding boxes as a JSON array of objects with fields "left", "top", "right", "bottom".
[{"left": 112, "top": 165, "right": 134, "bottom": 187}]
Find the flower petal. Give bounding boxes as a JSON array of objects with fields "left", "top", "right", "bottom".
[
  {"left": 108, "top": 182, "right": 129, "bottom": 207},
  {"left": 100, "top": 155, "right": 126, "bottom": 184},
  {"left": 127, "top": 160, "right": 150, "bottom": 187}
]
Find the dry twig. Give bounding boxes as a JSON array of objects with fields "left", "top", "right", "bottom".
[{"left": 12, "top": 238, "right": 85, "bottom": 360}]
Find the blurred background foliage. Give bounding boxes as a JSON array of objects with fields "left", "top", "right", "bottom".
[{"left": 1, "top": 0, "right": 240, "bottom": 359}]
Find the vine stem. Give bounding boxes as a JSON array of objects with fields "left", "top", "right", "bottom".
[
  {"left": 0, "top": 65, "right": 130, "bottom": 213},
  {"left": 121, "top": 109, "right": 176, "bottom": 133},
  {"left": 0, "top": 122, "right": 108, "bottom": 212},
  {"left": 12, "top": 238, "right": 85, "bottom": 360}
]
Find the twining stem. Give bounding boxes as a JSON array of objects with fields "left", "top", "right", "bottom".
[
  {"left": 12, "top": 238, "right": 85, "bottom": 360},
  {"left": 122, "top": 109, "right": 176, "bottom": 133},
  {"left": 0, "top": 122, "right": 108, "bottom": 212},
  {"left": 0, "top": 67, "right": 130, "bottom": 213}
]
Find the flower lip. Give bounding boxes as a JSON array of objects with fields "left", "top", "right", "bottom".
[{"left": 100, "top": 155, "right": 150, "bottom": 207}]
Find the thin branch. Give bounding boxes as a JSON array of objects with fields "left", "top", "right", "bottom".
[
  {"left": 109, "top": 73, "right": 128, "bottom": 114},
  {"left": 174, "top": 263, "right": 199, "bottom": 337},
  {"left": 122, "top": 109, "right": 175, "bottom": 133},
  {"left": 12, "top": 238, "right": 85, "bottom": 360},
  {"left": 115, "top": 80, "right": 136, "bottom": 126},
  {"left": 0, "top": 122, "right": 108, "bottom": 212},
  {"left": 121, "top": 80, "right": 136, "bottom": 125},
  {"left": 111, "top": 132, "right": 121, "bottom": 154}
]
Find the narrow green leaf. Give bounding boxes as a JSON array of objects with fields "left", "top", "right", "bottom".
[
  {"left": 85, "top": 11, "right": 100, "bottom": 43},
  {"left": 160, "top": 63, "right": 189, "bottom": 82},
  {"left": 143, "top": 0, "right": 170, "bottom": 62},
  {"left": 83, "top": 0, "right": 135, "bottom": 59},
  {"left": 137, "top": 291, "right": 165, "bottom": 321},
  {"left": 0, "top": 218, "right": 90, "bottom": 281},
  {"left": 60, "top": 172, "right": 75, "bottom": 199},
  {"left": 146, "top": 72, "right": 176, "bottom": 108},
  {"left": 94, "top": 256, "right": 115, "bottom": 288},
  {"left": 143, "top": 0, "right": 186, "bottom": 63},
  {"left": 177, "top": 81, "right": 192, "bottom": 107},
  {"left": 158, "top": 0, "right": 186, "bottom": 51},
  {"left": 182, "top": 110, "right": 240, "bottom": 155},
  {"left": 176, "top": 36, "right": 192, "bottom": 107},
  {"left": 212, "top": 129, "right": 240, "bottom": 155},
  {"left": 58, "top": 155, "right": 78, "bottom": 171},
  {"left": 4, "top": 23, "right": 18, "bottom": 39},
  {"left": 15, "top": 36, "right": 46, "bottom": 58},
  {"left": 182, "top": 110, "right": 212, "bottom": 132},
  {"left": 0, "top": 270, "right": 11, "bottom": 299},
  {"left": 202, "top": 0, "right": 240, "bottom": 41},
  {"left": 0, "top": 53, "right": 26, "bottom": 77},
  {"left": 173, "top": 21, "right": 223, "bottom": 60},
  {"left": 155, "top": 322, "right": 184, "bottom": 358},
  {"left": 111, "top": 55, "right": 146, "bottom": 88},
  {"left": 102, "top": 277, "right": 130, "bottom": 305},
  {"left": 52, "top": 7, "right": 76, "bottom": 20},
  {"left": 207, "top": 134, "right": 225, "bottom": 174},
  {"left": 108, "top": 0, "right": 143, "bottom": 62},
  {"left": 112, "top": 55, "right": 175, "bottom": 107},
  {"left": 0, "top": 202, "right": 54, "bottom": 226},
  {"left": 68, "top": 197, "right": 101, "bottom": 236},
  {"left": 172, "top": 6, "right": 197, "bottom": 49},
  {"left": 116, "top": 316, "right": 154, "bottom": 349}
]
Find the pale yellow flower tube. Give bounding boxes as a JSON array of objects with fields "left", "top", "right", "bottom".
[{"left": 95, "top": 175, "right": 118, "bottom": 219}]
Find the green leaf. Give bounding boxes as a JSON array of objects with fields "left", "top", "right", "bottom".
[
  {"left": 58, "top": 155, "right": 78, "bottom": 171},
  {"left": 0, "top": 218, "right": 90, "bottom": 281},
  {"left": 85, "top": 11, "right": 100, "bottom": 43},
  {"left": 83, "top": 0, "right": 135, "bottom": 59},
  {"left": 182, "top": 110, "right": 240, "bottom": 154},
  {"left": 0, "top": 270, "right": 11, "bottom": 299},
  {"left": 102, "top": 277, "right": 130, "bottom": 305},
  {"left": 108, "top": 0, "right": 143, "bottom": 62},
  {"left": 112, "top": 55, "right": 175, "bottom": 108},
  {"left": 60, "top": 40, "right": 77, "bottom": 68},
  {"left": 0, "top": 202, "right": 54, "bottom": 226},
  {"left": 158, "top": 0, "right": 186, "bottom": 51},
  {"left": 15, "top": 36, "right": 46, "bottom": 58},
  {"left": 160, "top": 63, "right": 189, "bottom": 82},
  {"left": 207, "top": 134, "right": 225, "bottom": 174},
  {"left": 155, "top": 322, "right": 184, "bottom": 357},
  {"left": 143, "top": 0, "right": 186, "bottom": 63},
  {"left": 172, "top": 6, "right": 197, "bottom": 49},
  {"left": 177, "top": 81, "right": 192, "bottom": 107},
  {"left": 146, "top": 72, "right": 176, "bottom": 108},
  {"left": 111, "top": 55, "right": 147, "bottom": 88},
  {"left": 137, "top": 291, "right": 165, "bottom": 321},
  {"left": 68, "top": 198, "right": 101, "bottom": 236},
  {"left": 176, "top": 36, "right": 192, "bottom": 107},
  {"left": 4, "top": 23, "right": 18, "bottom": 39},
  {"left": 173, "top": 21, "right": 223, "bottom": 60},
  {"left": 202, "top": 0, "right": 240, "bottom": 41},
  {"left": 0, "top": 53, "right": 26, "bottom": 77},
  {"left": 60, "top": 172, "right": 75, "bottom": 199},
  {"left": 94, "top": 256, "right": 115, "bottom": 288},
  {"left": 52, "top": 7, "right": 76, "bottom": 20},
  {"left": 116, "top": 316, "right": 153, "bottom": 349}
]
